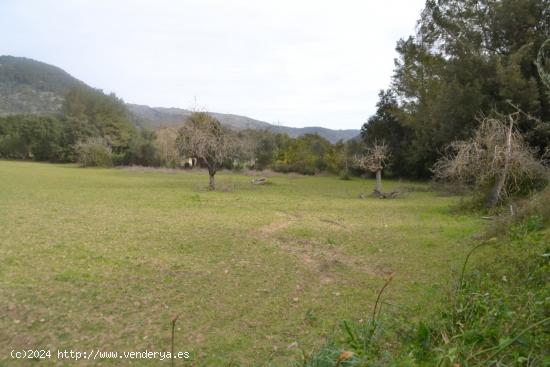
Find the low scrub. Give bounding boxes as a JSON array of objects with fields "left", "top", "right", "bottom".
[{"left": 76, "top": 137, "right": 113, "bottom": 167}]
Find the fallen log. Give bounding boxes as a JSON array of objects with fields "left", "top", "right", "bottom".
[
  {"left": 372, "top": 189, "right": 399, "bottom": 199},
  {"left": 252, "top": 177, "right": 269, "bottom": 185}
]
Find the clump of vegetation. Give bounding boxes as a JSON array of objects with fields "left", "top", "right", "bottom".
[
  {"left": 269, "top": 133, "right": 343, "bottom": 175},
  {"left": 76, "top": 137, "right": 113, "bottom": 167},
  {"left": 339, "top": 169, "right": 352, "bottom": 180},
  {"left": 433, "top": 114, "right": 548, "bottom": 208},
  {"left": 0, "top": 114, "right": 68, "bottom": 161},
  {"left": 123, "top": 129, "right": 158, "bottom": 166}
]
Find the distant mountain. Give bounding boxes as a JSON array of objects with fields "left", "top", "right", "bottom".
[
  {"left": 126, "top": 104, "right": 271, "bottom": 130},
  {"left": 274, "top": 125, "right": 360, "bottom": 143},
  {"left": 128, "top": 104, "right": 359, "bottom": 143},
  {"left": 0, "top": 56, "right": 360, "bottom": 142}
]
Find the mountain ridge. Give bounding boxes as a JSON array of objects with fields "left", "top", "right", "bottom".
[
  {"left": 0, "top": 55, "right": 360, "bottom": 142},
  {"left": 127, "top": 104, "right": 359, "bottom": 142}
]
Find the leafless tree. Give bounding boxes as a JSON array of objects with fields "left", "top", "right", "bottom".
[
  {"left": 354, "top": 141, "right": 391, "bottom": 194},
  {"left": 433, "top": 113, "right": 548, "bottom": 208},
  {"left": 176, "top": 112, "right": 237, "bottom": 190}
]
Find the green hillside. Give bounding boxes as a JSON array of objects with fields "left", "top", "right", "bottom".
[{"left": 0, "top": 55, "right": 86, "bottom": 115}]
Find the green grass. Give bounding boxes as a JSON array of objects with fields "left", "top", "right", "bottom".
[{"left": 0, "top": 161, "right": 483, "bottom": 365}]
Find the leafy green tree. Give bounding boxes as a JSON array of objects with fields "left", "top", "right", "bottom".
[
  {"left": 384, "top": 0, "right": 550, "bottom": 177},
  {"left": 62, "top": 86, "right": 134, "bottom": 151},
  {"left": 325, "top": 140, "right": 346, "bottom": 175},
  {"left": 76, "top": 137, "right": 113, "bottom": 167},
  {"left": 0, "top": 115, "right": 65, "bottom": 161},
  {"left": 361, "top": 90, "right": 410, "bottom": 176},
  {"left": 253, "top": 130, "right": 277, "bottom": 170},
  {"left": 272, "top": 134, "right": 333, "bottom": 175},
  {"left": 124, "top": 129, "right": 158, "bottom": 166}
]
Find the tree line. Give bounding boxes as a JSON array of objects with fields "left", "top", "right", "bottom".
[
  {"left": 362, "top": 0, "right": 549, "bottom": 178},
  {"left": 0, "top": 85, "right": 365, "bottom": 177},
  {"left": 0, "top": 86, "right": 145, "bottom": 164}
]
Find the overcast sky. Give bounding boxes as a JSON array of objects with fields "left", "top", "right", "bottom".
[{"left": 1, "top": 0, "right": 425, "bottom": 130}]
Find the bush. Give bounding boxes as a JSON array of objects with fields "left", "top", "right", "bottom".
[
  {"left": 433, "top": 114, "right": 548, "bottom": 208},
  {"left": 0, "top": 134, "right": 28, "bottom": 159},
  {"left": 488, "top": 186, "right": 550, "bottom": 237},
  {"left": 76, "top": 137, "right": 113, "bottom": 167},
  {"left": 272, "top": 161, "right": 317, "bottom": 175},
  {"left": 339, "top": 169, "right": 352, "bottom": 180},
  {"left": 111, "top": 152, "right": 126, "bottom": 166},
  {"left": 124, "top": 129, "right": 158, "bottom": 166}
]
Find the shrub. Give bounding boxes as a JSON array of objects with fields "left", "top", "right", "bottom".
[
  {"left": 111, "top": 152, "right": 126, "bottom": 166},
  {"left": 433, "top": 114, "right": 548, "bottom": 208},
  {"left": 488, "top": 186, "right": 550, "bottom": 237},
  {"left": 0, "top": 133, "right": 28, "bottom": 159},
  {"left": 124, "top": 129, "right": 158, "bottom": 166},
  {"left": 339, "top": 169, "right": 352, "bottom": 180},
  {"left": 76, "top": 137, "right": 113, "bottom": 167}
]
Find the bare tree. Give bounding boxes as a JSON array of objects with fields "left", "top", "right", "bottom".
[
  {"left": 176, "top": 112, "right": 237, "bottom": 190},
  {"left": 433, "top": 113, "right": 547, "bottom": 208},
  {"left": 354, "top": 141, "right": 391, "bottom": 194}
]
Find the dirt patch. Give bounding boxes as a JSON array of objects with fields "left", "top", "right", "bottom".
[
  {"left": 278, "top": 238, "right": 380, "bottom": 280},
  {"left": 251, "top": 213, "right": 385, "bottom": 283},
  {"left": 253, "top": 211, "right": 298, "bottom": 238}
]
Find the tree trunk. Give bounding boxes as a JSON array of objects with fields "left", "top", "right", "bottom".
[
  {"left": 375, "top": 170, "right": 382, "bottom": 193},
  {"left": 486, "top": 117, "right": 513, "bottom": 208},
  {"left": 486, "top": 173, "right": 506, "bottom": 208},
  {"left": 206, "top": 163, "right": 217, "bottom": 190},
  {"left": 208, "top": 172, "right": 216, "bottom": 190}
]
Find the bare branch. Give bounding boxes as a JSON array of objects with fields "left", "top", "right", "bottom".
[
  {"left": 176, "top": 112, "right": 237, "bottom": 189},
  {"left": 353, "top": 141, "right": 391, "bottom": 173},
  {"left": 433, "top": 114, "right": 548, "bottom": 207}
]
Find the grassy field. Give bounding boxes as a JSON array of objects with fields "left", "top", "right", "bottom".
[{"left": 0, "top": 161, "right": 483, "bottom": 365}]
